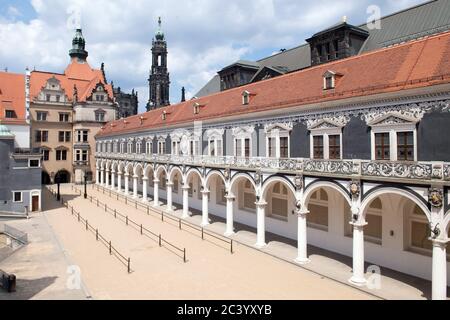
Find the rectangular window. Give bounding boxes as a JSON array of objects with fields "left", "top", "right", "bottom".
[
  {"left": 158, "top": 141, "right": 166, "bottom": 155},
  {"left": 268, "top": 137, "right": 276, "bottom": 158},
  {"left": 313, "top": 136, "right": 324, "bottom": 159},
  {"left": 56, "top": 150, "right": 67, "bottom": 161},
  {"left": 209, "top": 140, "right": 215, "bottom": 156},
  {"left": 29, "top": 159, "right": 40, "bottom": 168},
  {"left": 235, "top": 139, "right": 242, "bottom": 157},
  {"left": 77, "top": 130, "right": 88, "bottom": 143},
  {"left": 37, "top": 112, "right": 47, "bottom": 121},
  {"left": 280, "top": 137, "right": 289, "bottom": 158},
  {"left": 244, "top": 138, "right": 250, "bottom": 157},
  {"left": 5, "top": 110, "right": 16, "bottom": 118},
  {"left": 375, "top": 133, "right": 390, "bottom": 160},
  {"left": 95, "top": 112, "right": 105, "bottom": 122},
  {"left": 58, "top": 131, "right": 65, "bottom": 142},
  {"left": 36, "top": 130, "right": 48, "bottom": 143},
  {"left": 56, "top": 95, "right": 61, "bottom": 103},
  {"left": 397, "top": 132, "right": 414, "bottom": 161},
  {"left": 329, "top": 135, "right": 341, "bottom": 160},
  {"left": 59, "top": 113, "right": 69, "bottom": 122},
  {"left": 46, "top": 94, "right": 51, "bottom": 102},
  {"left": 42, "top": 149, "right": 49, "bottom": 161},
  {"left": 216, "top": 140, "right": 223, "bottom": 156},
  {"left": 13, "top": 191, "right": 22, "bottom": 203},
  {"left": 76, "top": 150, "right": 88, "bottom": 162}
]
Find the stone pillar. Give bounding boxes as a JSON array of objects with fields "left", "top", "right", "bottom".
[
  {"left": 153, "top": 179, "right": 159, "bottom": 207},
  {"left": 295, "top": 209, "right": 310, "bottom": 264},
  {"left": 100, "top": 169, "right": 105, "bottom": 186},
  {"left": 142, "top": 177, "right": 148, "bottom": 202},
  {"left": 182, "top": 184, "right": 190, "bottom": 218},
  {"left": 124, "top": 174, "right": 129, "bottom": 196},
  {"left": 105, "top": 170, "right": 110, "bottom": 188},
  {"left": 255, "top": 201, "right": 267, "bottom": 248},
  {"left": 166, "top": 182, "right": 173, "bottom": 211},
  {"left": 201, "top": 190, "right": 210, "bottom": 226},
  {"left": 431, "top": 239, "right": 448, "bottom": 300},
  {"left": 224, "top": 195, "right": 235, "bottom": 236},
  {"left": 96, "top": 169, "right": 100, "bottom": 185},
  {"left": 117, "top": 173, "right": 122, "bottom": 193},
  {"left": 349, "top": 222, "right": 367, "bottom": 286},
  {"left": 132, "top": 175, "right": 138, "bottom": 198},
  {"left": 111, "top": 171, "right": 116, "bottom": 190}
]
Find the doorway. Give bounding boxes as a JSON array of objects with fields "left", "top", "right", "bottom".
[{"left": 32, "top": 195, "right": 39, "bottom": 212}]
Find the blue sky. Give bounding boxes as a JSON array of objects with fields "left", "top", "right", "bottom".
[{"left": 0, "top": 0, "right": 428, "bottom": 113}]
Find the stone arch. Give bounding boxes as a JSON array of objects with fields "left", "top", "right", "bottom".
[
  {"left": 117, "top": 162, "right": 125, "bottom": 174},
  {"left": 96, "top": 159, "right": 101, "bottom": 169},
  {"left": 185, "top": 167, "right": 204, "bottom": 187},
  {"left": 144, "top": 164, "right": 154, "bottom": 180},
  {"left": 105, "top": 160, "right": 112, "bottom": 170},
  {"left": 124, "top": 162, "right": 134, "bottom": 176},
  {"left": 261, "top": 175, "right": 297, "bottom": 200},
  {"left": 229, "top": 172, "right": 258, "bottom": 196},
  {"left": 134, "top": 163, "right": 144, "bottom": 176},
  {"left": 304, "top": 180, "right": 351, "bottom": 207},
  {"left": 111, "top": 161, "right": 118, "bottom": 173},
  {"left": 205, "top": 170, "right": 226, "bottom": 190},
  {"left": 361, "top": 187, "right": 430, "bottom": 222},
  {"left": 155, "top": 165, "right": 167, "bottom": 178},
  {"left": 100, "top": 159, "right": 107, "bottom": 170},
  {"left": 169, "top": 166, "right": 184, "bottom": 184}
]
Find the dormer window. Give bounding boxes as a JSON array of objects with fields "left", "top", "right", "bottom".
[
  {"left": 242, "top": 91, "right": 251, "bottom": 105},
  {"left": 323, "top": 70, "right": 341, "bottom": 90},
  {"left": 193, "top": 103, "right": 200, "bottom": 115}
]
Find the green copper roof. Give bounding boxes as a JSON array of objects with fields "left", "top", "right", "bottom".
[
  {"left": 0, "top": 124, "right": 15, "bottom": 138},
  {"left": 155, "top": 17, "right": 165, "bottom": 41}
]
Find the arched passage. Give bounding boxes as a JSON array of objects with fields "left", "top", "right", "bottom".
[
  {"left": 55, "top": 170, "right": 71, "bottom": 184},
  {"left": 41, "top": 171, "right": 51, "bottom": 185}
]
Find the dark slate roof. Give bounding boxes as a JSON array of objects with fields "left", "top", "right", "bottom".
[
  {"left": 220, "top": 60, "right": 261, "bottom": 72},
  {"left": 194, "top": 74, "right": 221, "bottom": 98},
  {"left": 195, "top": 0, "right": 450, "bottom": 97},
  {"left": 308, "top": 21, "right": 369, "bottom": 40}
]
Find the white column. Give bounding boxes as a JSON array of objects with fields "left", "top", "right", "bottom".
[
  {"left": 349, "top": 222, "right": 367, "bottom": 286},
  {"left": 100, "top": 169, "right": 105, "bottom": 186},
  {"left": 96, "top": 169, "right": 100, "bottom": 185},
  {"left": 105, "top": 170, "right": 110, "bottom": 188},
  {"left": 132, "top": 175, "right": 138, "bottom": 198},
  {"left": 153, "top": 179, "right": 159, "bottom": 207},
  {"left": 124, "top": 174, "right": 129, "bottom": 196},
  {"left": 182, "top": 185, "right": 190, "bottom": 218},
  {"left": 117, "top": 173, "right": 122, "bottom": 192},
  {"left": 201, "top": 190, "right": 210, "bottom": 226},
  {"left": 295, "top": 209, "right": 310, "bottom": 264},
  {"left": 166, "top": 183, "right": 173, "bottom": 211},
  {"left": 431, "top": 239, "right": 448, "bottom": 300},
  {"left": 111, "top": 171, "right": 115, "bottom": 190},
  {"left": 142, "top": 177, "right": 148, "bottom": 202},
  {"left": 224, "top": 195, "right": 235, "bottom": 236},
  {"left": 255, "top": 201, "right": 267, "bottom": 248}
]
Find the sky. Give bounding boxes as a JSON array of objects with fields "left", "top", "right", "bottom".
[{"left": 0, "top": 0, "right": 428, "bottom": 113}]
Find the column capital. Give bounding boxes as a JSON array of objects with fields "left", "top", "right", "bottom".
[
  {"left": 255, "top": 201, "right": 268, "bottom": 208},
  {"left": 225, "top": 195, "right": 235, "bottom": 201},
  {"left": 350, "top": 221, "right": 368, "bottom": 229},
  {"left": 431, "top": 238, "right": 449, "bottom": 248},
  {"left": 124, "top": 173, "right": 130, "bottom": 177},
  {"left": 201, "top": 189, "right": 210, "bottom": 195},
  {"left": 142, "top": 176, "right": 149, "bottom": 181},
  {"left": 117, "top": 172, "right": 123, "bottom": 176},
  {"left": 153, "top": 179, "right": 160, "bottom": 183},
  {"left": 166, "top": 182, "right": 174, "bottom": 187},
  {"left": 182, "top": 185, "right": 191, "bottom": 191},
  {"left": 133, "top": 175, "right": 139, "bottom": 179},
  {"left": 297, "top": 209, "right": 310, "bottom": 217}
]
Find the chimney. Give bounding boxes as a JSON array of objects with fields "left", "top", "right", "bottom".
[{"left": 181, "top": 87, "right": 186, "bottom": 102}]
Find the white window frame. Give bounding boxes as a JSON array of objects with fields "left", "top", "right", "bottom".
[
  {"left": 12, "top": 191, "right": 23, "bottom": 203},
  {"left": 232, "top": 126, "right": 254, "bottom": 158},
  {"left": 370, "top": 124, "right": 417, "bottom": 162},
  {"left": 158, "top": 140, "right": 166, "bottom": 155},
  {"left": 267, "top": 182, "right": 289, "bottom": 221},
  {"left": 265, "top": 125, "right": 292, "bottom": 159},
  {"left": 309, "top": 127, "right": 342, "bottom": 160},
  {"left": 120, "top": 142, "right": 125, "bottom": 154},
  {"left": 146, "top": 141, "right": 153, "bottom": 155},
  {"left": 206, "top": 129, "right": 225, "bottom": 157},
  {"left": 28, "top": 158, "right": 41, "bottom": 168}
]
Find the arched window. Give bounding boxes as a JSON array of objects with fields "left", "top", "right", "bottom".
[
  {"left": 216, "top": 178, "right": 226, "bottom": 205},
  {"left": 307, "top": 189, "right": 329, "bottom": 231},
  {"left": 407, "top": 204, "right": 432, "bottom": 253},
  {"left": 365, "top": 198, "right": 383, "bottom": 245}
]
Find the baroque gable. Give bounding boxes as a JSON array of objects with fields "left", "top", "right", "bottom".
[
  {"left": 307, "top": 116, "right": 349, "bottom": 131},
  {"left": 232, "top": 125, "right": 255, "bottom": 138},
  {"left": 366, "top": 111, "right": 421, "bottom": 126}
]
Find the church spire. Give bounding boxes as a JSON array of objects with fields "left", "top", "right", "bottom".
[
  {"left": 69, "top": 28, "right": 88, "bottom": 62},
  {"left": 155, "top": 17, "right": 165, "bottom": 41}
]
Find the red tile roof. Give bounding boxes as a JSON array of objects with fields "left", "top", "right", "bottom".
[
  {"left": 0, "top": 72, "right": 26, "bottom": 125},
  {"left": 98, "top": 30, "right": 450, "bottom": 138},
  {"left": 30, "top": 60, "right": 113, "bottom": 104}
]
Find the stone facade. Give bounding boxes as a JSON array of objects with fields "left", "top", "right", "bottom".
[{"left": 114, "top": 87, "right": 138, "bottom": 118}]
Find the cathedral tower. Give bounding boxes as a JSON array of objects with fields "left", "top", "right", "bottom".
[{"left": 147, "top": 17, "right": 170, "bottom": 111}]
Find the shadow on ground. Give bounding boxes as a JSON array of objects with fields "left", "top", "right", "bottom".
[{"left": 0, "top": 276, "right": 57, "bottom": 300}]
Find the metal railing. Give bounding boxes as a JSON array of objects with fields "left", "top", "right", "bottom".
[
  {"left": 93, "top": 184, "right": 234, "bottom": 254},
  {"left": 0, "top": 225, "right": 28, "bottom": 245},
  {"left": 48, "top": 187, "right": 132, "bottom": 273},
  {"left": 72, "top": 186, "right": 187, "bottom": 262}
]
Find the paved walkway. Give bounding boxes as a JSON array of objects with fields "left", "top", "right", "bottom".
[
  {"left": 43, "top": 184, "right": 375, "bottom": 300},
  {"left": 88, "top": 184, "right": 447, "bottom": 300},
  {"left": 0, "top": 204, "right": 89, "bottom": 300}
]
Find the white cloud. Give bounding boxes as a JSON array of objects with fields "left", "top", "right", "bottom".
[{"left": 0, "top": 0, "right": 429, "bottom": 112}]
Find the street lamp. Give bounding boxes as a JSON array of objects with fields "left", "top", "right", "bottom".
[{"left": 84, "top": 171, "right": 88, "bottom": 199}]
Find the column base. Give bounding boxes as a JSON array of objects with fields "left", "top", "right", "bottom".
[
  {"left": 349, "top": 276, "right": 367, "bottom": 287},
  {"left": 201, "top": 221, "right": 210, "bottom": 227},
  {"left": 294, "top": 257, "right": 311, "bottom": 265},
  {"left": 142, "top": 198, "right": 148, "bottom": 203},
  {"left": 255, "top": 242, "right": 267, "bottom": 249},
  {"left": 224, "top": 231, "right": 235, "bottom": 237},
  {"left": 182, "top": 213, "right": 190, "bottom": 219}
]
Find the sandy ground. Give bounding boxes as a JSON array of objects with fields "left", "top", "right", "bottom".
[{"left": 42, "top": 185, "right": 375, "bottom": 300}]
